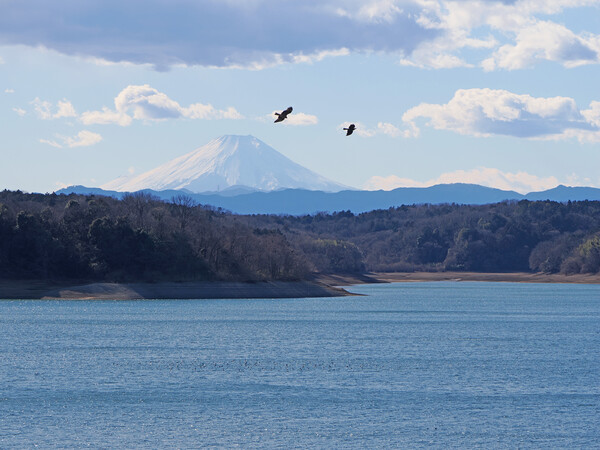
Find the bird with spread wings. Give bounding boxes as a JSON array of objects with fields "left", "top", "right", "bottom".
[
  {"left": 343, "top": 124, "right": 356, "bottom": 136},
  {"left": 274, "top": 106, "right": 293, "bottom": 123}
]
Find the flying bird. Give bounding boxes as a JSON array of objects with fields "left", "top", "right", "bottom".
[
  {"left": 274, "top": 106, "right": 293, "bottom": 123},
  {"left": 343, "top": 124, "right": 356, "bottom": 136}
]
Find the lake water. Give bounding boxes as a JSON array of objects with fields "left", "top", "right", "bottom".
[{"left": 1, "top": 282, "right": 599, "bottom": 448}]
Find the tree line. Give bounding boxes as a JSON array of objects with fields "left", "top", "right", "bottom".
[
  {"left": 0, "top": 190, "right": 308, "bottom": 282},
  {"left": 242, "top": 200, "right": 600, "bottom": 275},
  {"left": 1, "top": 190, "right": 600, "bottom": 282}
]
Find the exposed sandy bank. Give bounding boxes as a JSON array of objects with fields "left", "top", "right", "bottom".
[
  {"left": 4, "top": 272, "right": 599, "bottom": 300},
  {"left": 0, "top": 280, "right": 351, "bottom": 300},
  {"left": 316, "top": 271, "right": 600, "bottom": 286}
]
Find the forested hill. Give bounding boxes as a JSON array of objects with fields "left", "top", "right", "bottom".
[
  {"left": 1, "top": 190, "right": 600, "bottom": 283},
  {"left": 243, "top": 200, "right": 600, "bottom": 275},
  {"left": 0, "top": 190, "right": 308, "bottom": 282}
]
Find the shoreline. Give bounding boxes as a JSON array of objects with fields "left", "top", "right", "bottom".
[
  {"left": 0, "top": 280, "right": 352, "bottom": 300},
  {"left": 316, "top": 271, "right": 600, "bottom": 286},
  {"left": 2, "top": 271, "right": 600, "bottom": 300}
]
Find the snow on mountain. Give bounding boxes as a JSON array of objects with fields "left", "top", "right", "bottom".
[{"left": 101, "top": 135, "right": 348, "bottom": 193}]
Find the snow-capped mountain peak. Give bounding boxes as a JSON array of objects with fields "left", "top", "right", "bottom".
[{"left": 101, "top": 135, "right": 347, "bottom": 193}]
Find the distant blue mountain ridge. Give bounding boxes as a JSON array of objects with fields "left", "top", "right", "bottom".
[{"left": 55, "top": 183, "right": 600, "bottom": 215}]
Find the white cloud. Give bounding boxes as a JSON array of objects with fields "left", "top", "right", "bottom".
[
  {"left": 364, "top": 167, "right": 562, "bottom": 194},
  {"left": 114, "top": 85, "right": 181, "bottom": 120},
  {"left": 80, "top": 107, "right": 132, "bottom": 126},
  {"left": 402, "top": 0, "right": 600, "bottom": 69},
  {"left": 32, "top": 98, "right": 53, "bottom": 120},
  {"left": 39, "top": 138, "right": 63, "bottom": 148},
  {"left": 31, "top": 98, "right": 77, "bottom": 120},
  {"left": 40, "top": 130, "right": 103, "bottom": 148},
  {"left": 12, "top": 107, "right": 26, "bottom": 117},
  {"left": 267, "top": 111, "right": 318, "bottom": 126},
  {"left": 338, "top": 121, "right": 371, "bottom": 137},
  {"left": 565, "top": 172, "right": 595, "bottom": 187},
  {"left": 54, "top": 99, "right": 77, "bottom": 119},
  {"left": 0, "top": 56, "right": 3, "bottom": 64},
  {"left": 5, "top": 88, "right": 14, "bottom": 93},
  {"left": 337, "top": 0, "right": 405, "bottom": 23},
  {"left": 482, "top": 20, "right": 600, "bottom": 70},
  {"left": 81, "top": 84, "right": 242, "bottom": 126},
  {"left": 338, "top": 121, "right": 408, "bottom": 137},
  {"left": 185, "top": 105, "right": 243, "bottom": 120},
  {"left": 399, "top": 24, "right": 497, "bottom": 69},
  {"left": 418, "top": 0, "right": 598, "bottom": 35},
  {"left": 402, "top": 88, "right": 600, "bottom": 142},
  {"left": 400, "top": 51, "right": 472, "bottom": 69},
  {"left": 284, "top": 112, "right": 318, "bottom": 126},
  {"left": 54, "top": 181, "right": 71, "bottom": 190},
  {"left": 582, "top": 101, "right": 600, "bottom": 127},
  {"left": 66, "top": 130, "right": 103, "bottom": 147},
  {"left": 377, "top": 122, "right": 404, "bottom": 137},
  {"left": 1, "top": 2, "right": 598, "bottom": 70},
  {"left": 290, "top": 48, "right": 350, "bottom": 65}
]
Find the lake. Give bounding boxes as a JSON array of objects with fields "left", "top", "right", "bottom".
[{"left": 1, "top": 282, "right": 599, "bottom": 448}]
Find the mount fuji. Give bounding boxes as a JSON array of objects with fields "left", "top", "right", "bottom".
[{"left": 101, "top": 135, "right": 348, "bottom": 193}]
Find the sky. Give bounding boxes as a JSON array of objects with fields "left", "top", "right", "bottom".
[{"left": 1, "top": 0, "right": 600, "bottom": 194}]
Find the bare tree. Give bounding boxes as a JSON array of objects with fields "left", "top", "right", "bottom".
[
  {"left": 171, "top": 194, "right": 197, "bottom": 230},
  {"left": 122, "top": 191, "right": 158, "bottom": 229}
]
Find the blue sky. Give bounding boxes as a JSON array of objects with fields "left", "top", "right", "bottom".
[{"left": 1, "top": 0, "right": 600, "bottom": 193}]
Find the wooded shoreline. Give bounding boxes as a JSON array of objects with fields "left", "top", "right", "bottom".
[
  {"left": 4, "top": 191, "right": 600, "bottom": 286},
  {"left": 2, "top": 271, "right": 600, "bottom": 300},
  {"left": 317, "top": 271, "right": 600, "bottom": 286}
]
